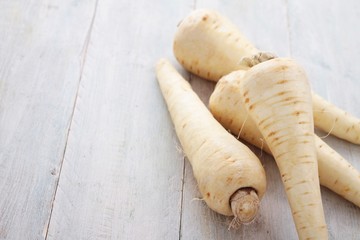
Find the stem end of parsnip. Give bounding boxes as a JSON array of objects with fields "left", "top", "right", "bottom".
[
  {"left": 239, "top": 52, "right": 277, "bottom": 68},
  {"left": 230, "top": 188, "right": 259, "bottom": 225}
]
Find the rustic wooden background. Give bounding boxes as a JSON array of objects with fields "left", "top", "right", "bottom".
[{"left": 1, "top": 0, "right": 359, "bottom": 239}]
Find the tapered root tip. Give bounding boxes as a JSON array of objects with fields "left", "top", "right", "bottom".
[{"left": 230, "top": 188, "right": 260, "bottom": 225}]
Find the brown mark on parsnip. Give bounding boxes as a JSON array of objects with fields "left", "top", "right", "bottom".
[
  {"left": 277, "top": 91, "right": 289, "bottom": 96},
  {"left": 293, "top": 211, "right": 300, "bottom": 216},
  {"left": 226, "top": 177, "right": 233, "bottom": 184},
  {"left": 293, "top": 110, "right": 307, "bottom": 116},
  {"left": 275, "top": 150, "right": 292, "bottom": 159},
  {"left": 267, "top": 131, "right": 277, "bottom": 137},
  {"left": 299, "top": 161, "right": 315, "bottom": 165},
  {"left": 273, "top": 65, "right": 289, "bottom": 72},
  {"left": 261, "top": 116, "right": 291, "bottom": 130},
  {"left": 276, "top": 79, "right": 289, "bottom": 84},
  {"left": 297, "top": 180, "right": 308, "bottom": 185},
  {"left": 272, "top": 139, "right": 289, "bottom": 148},
  {"left": 249, "top": 103, "right": 256, "bottom": 110},
  {"left": 258, "top": 115, "right": 272, "bottom": 127},
  {"left": 270, "top": 134, "right": 288, "bottom": 144},
  {"left": 284, "top": 97, "right": 300, "bottom": 102}
]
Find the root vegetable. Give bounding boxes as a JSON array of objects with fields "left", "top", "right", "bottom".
[
  {"left": 312, "top": 94, "right": 360, "bottom": 144},
  {"left": 174, "top": 9, "right": 360, "bottom": 145},
  {"left": 209, "top": 69, "right": 360, "bottom": 208},
  {"left": 236, "top": 58, "right": 327, "bottom": 239},
  {"left": 155, "top": 59, "right": 266, "bottom": 223},
  {"left": 173, "top": 9, "right": 275, "bottom": 81}
]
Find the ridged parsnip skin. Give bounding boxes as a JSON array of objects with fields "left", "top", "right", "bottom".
[
  {"left": 173, "top": 9, "right": 259, "bottom": 81},
  {"left": 239, "top": 58, "right": 328, "bottom": 240},
  {"left": 312, "top": 93, "right": 360, "bottom": 144},
  {"left": 174, "top": 9, "right": 360, "bottom": 145},
  {"left": 155, "top": 59, "right": 266, "bottom": 216},
  {"left": 210, "top": 70, "right": 270, "bottom": 153},
  {"left": 209, "top": 70, "right": 360, "bottom": 208},
  {"left": 315, "top": 137, "right": 360, "bottom": 207}
]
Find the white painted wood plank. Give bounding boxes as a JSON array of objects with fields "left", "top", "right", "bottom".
[
  {"left": 0, "top": 1, "right": 96, "bottom": 239},
  {"left": 288, "top": 1, "right": 360, "bottom": 239},
  {"left": 46, "top": 0, "right": 193, "bottom": 239},
  {"left": 180, "top": 0, "right": 360, "bottom": 239}
]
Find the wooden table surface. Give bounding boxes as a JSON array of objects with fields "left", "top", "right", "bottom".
[{"left": 1, "top": 0, "right": 360, "bottom": 239}]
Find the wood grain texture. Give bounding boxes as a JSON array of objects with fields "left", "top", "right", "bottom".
[
  {"left": 0, "top": 0, "right": 96, "bottom": 239},
  {"left": 46, "top": 0, "right": 192, "bottom": 239},
  {"left": 0, "top": 0, "right": 359, "bottom": 239}
]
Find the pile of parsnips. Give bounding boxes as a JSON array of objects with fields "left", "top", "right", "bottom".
[{"left": 156, "top": 9, "right": 360, "bottom": 240}]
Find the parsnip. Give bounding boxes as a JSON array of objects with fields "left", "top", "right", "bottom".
[
  {"left": 312, "top": 94, "right": 360, "bottom": 144},
  {"left": 237, "top": 58, "right": 327, "bottom": 239},
  {"left": 209, "top": 69, "right": 360, "bottom": 208},
  {"left": 173, "top": 9, "right": 275, "bottom": 81},
  {"left": 174, "top": 9, "right": 360, "bottom": 144},
  {"left": 156, "top": 59, "right": 266, "bottom": 223}
]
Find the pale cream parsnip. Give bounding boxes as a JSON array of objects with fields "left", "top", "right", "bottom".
[
  {"left": 238, "top": 58, "right": 327, "bottom": 240},
  {"left": 156, "top": 59, "right": 266, "bottom": 223}
]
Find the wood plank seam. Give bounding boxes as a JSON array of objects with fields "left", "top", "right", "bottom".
[
  {"left": 178, "top": 157, "right": 186, "bottom": 240},
  {"left": 43, "top": 0, "right": 100, "bottom": 238}
]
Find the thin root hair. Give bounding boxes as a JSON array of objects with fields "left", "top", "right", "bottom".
[
  {"left": 319, "top": 117, "right": 336, "bottom": 139},
  {"left": 259, "top": 138, "right": 265, "bottom": 157},
  {"left": 228, "top": 216, "right": 242, "bottom": 230},
  {"left": 191, "top": 197, "right": 205, "bottom": 202},
  {"left": 237, "top": 113, "right": 249, "bottom": 140}
]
